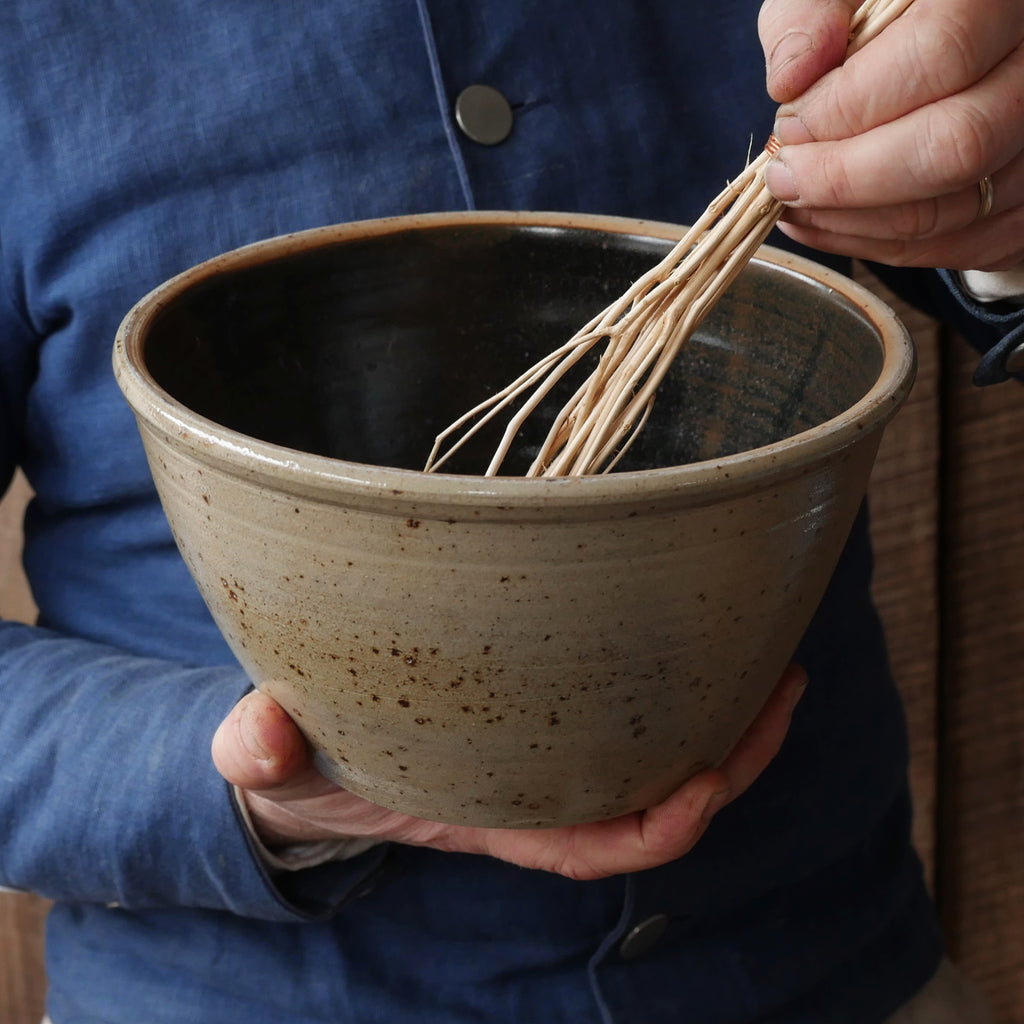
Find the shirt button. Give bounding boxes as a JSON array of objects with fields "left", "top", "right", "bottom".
[
  {"left": 618, "top": 913, "right": 670, "bottom": 960},
  {"left": 454, "top": 84, "right": 514, "bottom": 145}
]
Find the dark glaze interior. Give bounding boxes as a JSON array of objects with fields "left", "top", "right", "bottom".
[{"left": 143, "top": 223, "right": 883, "bottom": 476}]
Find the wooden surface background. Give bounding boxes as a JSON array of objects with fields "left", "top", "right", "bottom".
[
  {"left": 0, "top": 470, "right": 49, "bottom": 1024},
  {"left": 1, "top": 278, "right": 1022, "bottom": 1022}
]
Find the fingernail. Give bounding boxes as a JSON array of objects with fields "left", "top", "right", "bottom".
[
  {"left": 240, "top": 704, "right": 272, "bottom": 761},
  {"left": 764, "top": 157, "right": 799, "bottom": 202},
  {"left": 773, "top": 111, "right": 814, "bottom": 146},
  {"left": 701, "top": 787, "right": 731, "bottom": 824},
  {"left": 767, "top": 31, "right": 813, "bottom": 87}
]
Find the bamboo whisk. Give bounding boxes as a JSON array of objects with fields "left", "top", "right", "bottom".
[{"left": 425, "top": 0, "right": 914, "bottom": 478}]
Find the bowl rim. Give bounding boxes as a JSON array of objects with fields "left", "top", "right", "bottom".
[{"left": 113, "top": 210, "right": 916, "bottom": 511}]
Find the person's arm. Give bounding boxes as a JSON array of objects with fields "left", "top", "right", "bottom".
[
  {"left": 0, "top": 270, "right": 390, "bottom": 921},
  {"left": 0, "top": 620, "right": 394, "bottom": 918}
]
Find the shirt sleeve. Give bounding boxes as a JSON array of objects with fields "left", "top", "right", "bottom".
[
  {"left": 0, "top": 619, "right": 391, "bottom": 921},
  {"left": 960, "top": 265, "right": 1024, "bottom": 305},
  {"left": 938, "top": 268, "right": 1024, "bottom": 385},
  {"left": 867, "top": 263, "right": 1024, "bottom": 387},
  {"left": 0, "top": 230, "right": 394, "bottom": 921},
  {"left": 231, "top": 785, "right": 381, "bottom": 872},
  {"left": 0, "top": 233, "right": 31, "bottom": 496}
]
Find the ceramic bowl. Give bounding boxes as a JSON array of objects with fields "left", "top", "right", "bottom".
[{"left": 113, "top": 211, "right": 915, "bottom": 827}]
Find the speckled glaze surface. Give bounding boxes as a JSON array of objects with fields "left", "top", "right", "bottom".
[{"left": 113, "top": 211, "right": 915, "bottom": 827}]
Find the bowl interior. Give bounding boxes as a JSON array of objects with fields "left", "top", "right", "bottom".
[{"left": 143, "top": 223, "right": 883, "bottom": 475}]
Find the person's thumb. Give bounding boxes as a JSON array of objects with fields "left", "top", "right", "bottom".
[
  {"left": 211, "top": 689, "right": 311, "bottom": 790},
  {"left": 758, "top": 0, "right": 856, "bottom": 102}
]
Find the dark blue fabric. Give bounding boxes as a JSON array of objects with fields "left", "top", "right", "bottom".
[
  {"left": 868, "top": 264, "right": 1024, "bottom": 385},
  {"left": 935, "top": 270, "right": 1024, "bottom": 385},
  {"left": 3, "top": 1, "right": 1018, "bottom": 1020}
]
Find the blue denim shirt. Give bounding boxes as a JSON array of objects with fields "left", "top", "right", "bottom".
[{"left": 1, "top": 2, "right": 1017, "bottom": 1021}]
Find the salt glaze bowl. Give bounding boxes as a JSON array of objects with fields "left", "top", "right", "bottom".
[{"left": 113, "top": 211, "right": 915, "bottom": 828}]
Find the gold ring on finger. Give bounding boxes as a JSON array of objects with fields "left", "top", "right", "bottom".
[{"left": 977, "top": 175, "right": 996, "bottom": 219}]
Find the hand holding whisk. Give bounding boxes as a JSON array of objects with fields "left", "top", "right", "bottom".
[{"left": 425, "top": 0, "right": 915, "bottom": 478}]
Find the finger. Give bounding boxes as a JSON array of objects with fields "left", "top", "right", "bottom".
[
  {"left": 715, "top": 662, "right": 808, "bottom": 801},
  {"left": 462, "top": 770, "right": 727, "bottom": 881},
  {"left": 455, "top": 665, "right": 810, "bottom": 881},
  {"left": 774, "top": 0, "right": 1024, "bottom": 145},
  {"left": 210, "top": 689, "right": 313, "bottom": 791},
  {"left": 781, "top": 147, "right": 1024, "bottom": 241},
  {"left": 758, "top": 0, "right": 855, "bottom": 102},
  {"left": 766, "top": 42, "right": 1024, "bottom": 210},
  {"left": 775, "top": 202, "right": 1024, "bottom": 270}
]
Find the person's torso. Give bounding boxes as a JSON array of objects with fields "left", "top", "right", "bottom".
[{"left": 0, "top": 2, "right": 940, "bottom": 1020}]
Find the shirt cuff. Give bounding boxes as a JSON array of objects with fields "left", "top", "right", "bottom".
[
  {"left": 959, "top": 266, "right": 1024, "bottom": 306},
  {"left": 232, "top": 785, "right": 380, "bottom": 873},
  {"left": 938, "top": 268, "right": 1024, "bottom": 385}
]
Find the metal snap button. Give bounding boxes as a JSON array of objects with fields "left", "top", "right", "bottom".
[
  {"left": 618, "top": 913, "right": 670, "bottom": 960},
  {"left": 454, "top": 84, "right": 514, "bottom": 146}
]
